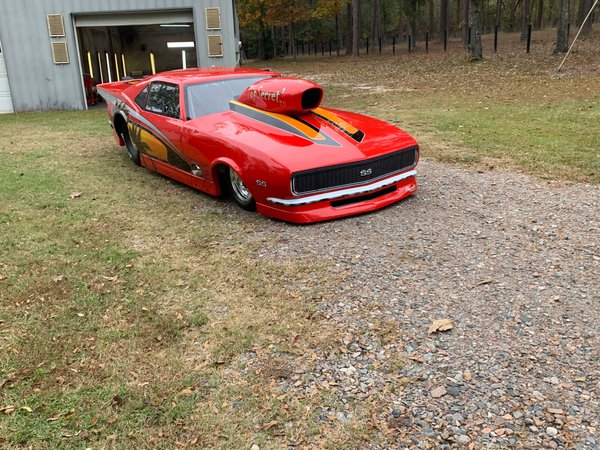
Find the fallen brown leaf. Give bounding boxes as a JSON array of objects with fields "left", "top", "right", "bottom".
[
  {"left": 473, "top": 277, "right": 494, "bottom": 287},
  {"left": 428, "top": 319, "right": 454, "bottom": 334},
  {"left": 262, "top": 420, "right": 278, "bottom": 430},
  {"left": 370, "top": 409, "right": 383, "bottom": 431},
  {"left": 1, "top": 405, "right": 16, "bottom": 415},
  {"left": 408, "top": 355, "right": 425, "bottom": 363},
  {"left": 47, "top": 408, "right": 75, "bottom": 422},
  {"left": 69, "top": 192, "right": 82, "bottom": 199}
]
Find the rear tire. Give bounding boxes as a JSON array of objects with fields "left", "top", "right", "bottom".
[
  {"left": 227, "top": 167, "right": 256, "bottom": 211},
  {"left": 122, "top": 127, "right": 141, "bottom": 166},
  {"left": 115, "top": 116, "right": 140, "bottom": 166}
]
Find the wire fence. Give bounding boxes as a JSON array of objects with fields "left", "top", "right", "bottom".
[{"left": 243, "top": 25, "right": 571, "bottom": 61}]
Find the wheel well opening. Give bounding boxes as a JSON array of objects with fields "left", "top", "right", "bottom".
[
  {"left": 113, "top": 114, "right": 127, "bottom": 146},
  {"left": 215, "top": 164, "right": 230, "bottom": 198}
]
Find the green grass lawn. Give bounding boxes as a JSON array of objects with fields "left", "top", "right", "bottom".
[
  {"left": 0, "top": 111, "right": 334, "bottom": 449},
  {"left": 373, "top": 88, "right": 599, "bottom": 182}
]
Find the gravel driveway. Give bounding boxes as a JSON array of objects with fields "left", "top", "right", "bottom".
[{"left": 250, "top": 159, "right": 599, "bottom": 449}]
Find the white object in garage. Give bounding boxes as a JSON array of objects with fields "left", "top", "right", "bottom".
[{"left": 0, "top": 37, "right": 14, "bottom": 114}]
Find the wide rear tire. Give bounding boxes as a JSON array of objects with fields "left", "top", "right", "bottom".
[
  {"left": 115, "top": 116, "right": 140, "bottom": 166},
  {"left": 122, "top": 126, "right": 141, "bottom": 166}
]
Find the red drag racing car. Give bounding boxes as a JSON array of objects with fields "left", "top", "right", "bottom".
[{"left": 97, "top": 68, "right": 419, "bottom": 223}]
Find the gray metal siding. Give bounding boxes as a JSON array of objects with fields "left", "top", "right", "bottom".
[{"left": 0, "top": 0, "right": 237, "bottom": 112}]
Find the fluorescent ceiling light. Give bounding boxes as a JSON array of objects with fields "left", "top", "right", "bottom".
[
  {"left": 167, "top": 41, "right": 195, "bottom": 49},
  {"left": 160, "top": 24, "right": 191, "bottom": 28}
]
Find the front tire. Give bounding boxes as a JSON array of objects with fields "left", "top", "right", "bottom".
[{"left": 228, "top": 167, "right": 256, "bottom": 211}]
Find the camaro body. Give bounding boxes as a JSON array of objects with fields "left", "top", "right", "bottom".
[{"left": 98, "top": 68, "right": 419, "bottom": 223}]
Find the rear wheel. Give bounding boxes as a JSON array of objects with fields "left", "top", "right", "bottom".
[
  {"left": 115, "top": 116, "right": 140, "bottom": 166},
  {"left": 122, "top": 127, "right": 140, "bottom": 166},
  {"left": 228, "top": 167, "right": 256, "bottom": 211}
]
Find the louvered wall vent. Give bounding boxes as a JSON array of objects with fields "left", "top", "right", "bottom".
[
  {"left": 205, "top": 7, "right": 221, "bottom": 30},
  {"left": 47, "top": 14, "right": 65, "bottom": 37},
  {"left": 207, "top": 35, "right": 223, "bottom": 57},
  {"left": 51, "top": 42, "right": 69, "bottom": 64}
]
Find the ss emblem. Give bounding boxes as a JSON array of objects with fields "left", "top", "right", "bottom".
[{"left": 360, "top": 168, "right": 373, "bottom": 177}]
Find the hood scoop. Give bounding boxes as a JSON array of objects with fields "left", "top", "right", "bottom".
[{"left": 237, "top": 77, "right": 323, "bottom": 115}]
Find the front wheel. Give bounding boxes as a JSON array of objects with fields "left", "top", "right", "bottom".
[{"left": 228, "top": 167, "right": 256, "bottom": 211}]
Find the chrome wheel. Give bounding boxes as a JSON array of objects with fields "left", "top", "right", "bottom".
[{"left": 228, "top": 167, "right": 256, "bottom": 211}]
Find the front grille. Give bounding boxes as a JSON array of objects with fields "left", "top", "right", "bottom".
[{"left": 292, "top": 146, "right": 418, "bottom": 195}]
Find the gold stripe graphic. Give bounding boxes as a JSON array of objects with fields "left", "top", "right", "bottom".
[
  {"left": 313, "top": 107, "right": 360, "bottom": 135},
  {"left": 230, "top": 100, "right": 325, "bottom": 141}
]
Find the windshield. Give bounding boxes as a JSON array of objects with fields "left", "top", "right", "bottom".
[{"left": 185, "top": 76, "right": 271, "bottom": 120}]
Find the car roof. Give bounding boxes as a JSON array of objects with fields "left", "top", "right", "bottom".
[{"left": 150, "top": 67, "right": 279, "bottom": 85}]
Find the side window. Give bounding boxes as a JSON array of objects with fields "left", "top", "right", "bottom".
[
  {"left": 135, "top": 86, "right": 149, "bottom": 109},
  {"left": 145, "top": 82, "right": 181, "bottom": 119}
]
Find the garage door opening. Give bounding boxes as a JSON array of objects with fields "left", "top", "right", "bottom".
[{"left": 74, "top": 10, "right": 197, "bottom": 107}]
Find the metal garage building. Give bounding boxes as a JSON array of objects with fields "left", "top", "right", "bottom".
[{"left": 0, "top": 0, "right": 240, "bottom": 113}]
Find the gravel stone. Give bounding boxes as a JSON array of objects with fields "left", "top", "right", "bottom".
[
  {"left": 430, "top": 386, "right": 447, "bottom": 398},
  {"left": 447, "top": 385, "right": 461, "bottom": 397},
  {"left": 456, "top": 434, "right": 471, "bottom": 445},
  {"left": 245, "top": 159, "right": 600, "bottom": 449}
]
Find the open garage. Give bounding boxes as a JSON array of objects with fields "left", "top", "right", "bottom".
[{"left": 75, "top": 11, "right": 199, "bottom": 83}]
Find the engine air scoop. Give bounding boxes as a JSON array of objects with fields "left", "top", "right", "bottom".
[{"left": 237, "top": 77, "right": 323, "bottom": 115}]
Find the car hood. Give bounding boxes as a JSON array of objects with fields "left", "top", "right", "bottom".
[{"left": 185, "top": 105, "right": 418, "bottom": 173}]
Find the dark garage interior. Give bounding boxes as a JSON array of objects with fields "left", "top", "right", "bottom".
[{"left": 77, "top": 23, "right": 197, "bottom": 84}]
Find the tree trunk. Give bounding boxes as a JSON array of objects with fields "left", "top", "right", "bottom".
[
  {"left": 535, "top": 0, "right": 544, "bottom": 29},
  {"left": 555, "top": 0, "right": 569, "bottom": 52},
  {"left": 346, "top": 1, "right": 353, "bottom": 54},
  {"left": 457, "top": 0, "right": 462, "bottom": 36},
  {"left": 429, "top": 0, "right": 435, "bottom": 34},
  {"left": 576, "top": 0, "right": 587, "bottom": 24},
  {"left": 352, "top": 0, "right": 360, "bottom": 56},
  {"left": 462, "top": 0, "right": 470, "bottom": 44},
  {"left": 577, "top": 0, "right": 593, "bottom": 35},
  {"left": 496, "top": 0, "right": 502, "bottom": 26},
  {"left": 258, "top": 27, "right": 265, "bottom": 60},
  {"left": 509, "top": 0, "right": 519, "bottom": 30},
  {"left": 399, "top": 0, "right": 405, "bottom": 41},
  {"left": 440, "top": 0, "right": 448, "bottom": 39},
  {"left": 289, "top": 22, "right": 296, "bottom": 58},
  {"left": 271, "top": 26, "right": 276, "bottom": 58},
  {"left": 520, "top": 0, "right": 531, "bottom": 40},
  {"left": 409, "top": 0, "right": 418, "bottom": 48},
  {"left": 336, "top": 11, "right": 343, "bottom": 52},
  {"left": 372, "top": 0, "right": 382, "bottom": 40},
  {"left": 469, "top": 0, "right": 483, "bottom": 59},
  {"left": 382, "top": 1, "right": 388, "bottom": 38}
]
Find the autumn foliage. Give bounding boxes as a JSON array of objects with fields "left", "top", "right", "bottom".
[{"left": 237, "top": 0, "right": 598, "bottom": 60}]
